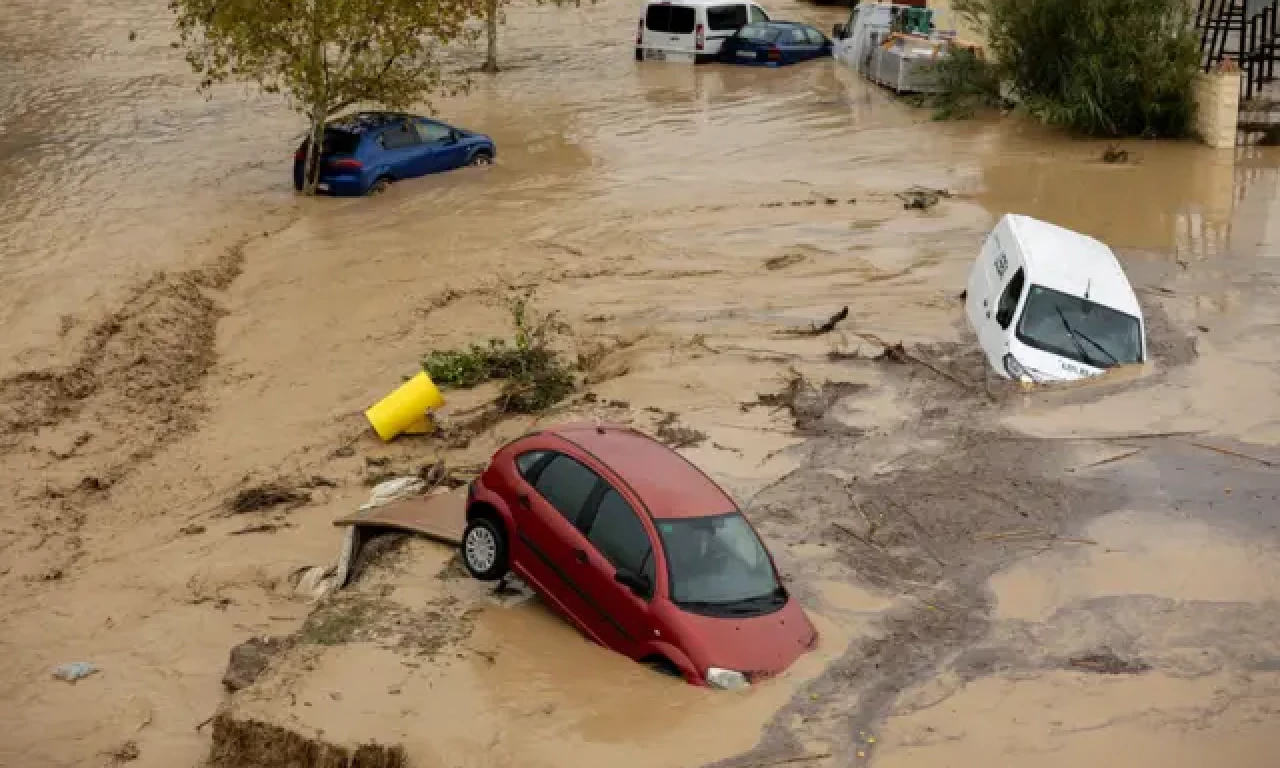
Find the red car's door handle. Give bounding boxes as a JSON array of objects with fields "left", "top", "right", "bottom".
[{"left": 574, "top": 549, "right": 588, "bottom": 564}]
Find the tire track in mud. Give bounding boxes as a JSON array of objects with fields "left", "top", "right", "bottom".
[
  {"left": 706, "top": 353, "right": 1124, "bottom": 767},
  {"left": 0, "top": 223, "right": 293, "bottom": 581}
]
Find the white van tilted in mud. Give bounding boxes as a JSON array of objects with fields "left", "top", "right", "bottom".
[
  {"left": 637, "top": 0, "right": 771, "bottom": 63},
  {"left": 966, "top": 214, "right": 1147, "bottom": 384}
]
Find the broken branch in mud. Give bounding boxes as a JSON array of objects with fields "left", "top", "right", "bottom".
[
  {"left": 748, "top": 750, "right": 833, "bottom": 767},
  {"left": 1068, "top": 650, "right": 1150, "bottom": 675},
  {"left": 831, "top": 521, "right": 886, "bottom": 552},
  {"left": 653, "top": 411, "right": 708, "bottom": 449},
  {"left": 854, "top": 333, "right": 984, "bottom": 396},
  {"left": 711, "top": 344, "right": 809, "bottom": 362},
  {"left": 1183, "top": 440, "right": 1278, "bottom": 468},
  {"left": 229, "top": 523, "right": 286, "bottom": 536},
  {"left": 776, "top": 306, "right": 849, "bottom": 337},
  {"left": 834, "top": 482, "right": 886, "bottom": 550},
  {"left": 750, "top": 370, "right": 866, "bottom": 435},
  {"left": 227, "top": 483, "right": 309, "bottom": 515},
  {"left": 999, "top": 430, "right": 1206, "bottom": 442},
  {"left": 976, "top": 529, "right": 1098, "bottom": 546},
  {"left": 1068, "top": 447, "right": 1145, "bottom": 472}
]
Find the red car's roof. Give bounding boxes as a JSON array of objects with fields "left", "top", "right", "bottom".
[{"left": 545, "top": 423, "right": 737, "bottom": 520}]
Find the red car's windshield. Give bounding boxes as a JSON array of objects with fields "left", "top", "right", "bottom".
[{"left": 656, "top": 512, "right": 782, "bottom": 611}]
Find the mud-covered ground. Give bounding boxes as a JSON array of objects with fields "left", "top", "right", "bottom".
[{"left": 3, "top": 0, "right": 1280, "bottom": 766}]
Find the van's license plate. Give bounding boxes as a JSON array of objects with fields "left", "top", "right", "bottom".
[
  {"left": 735, "top": 50, "right": 756, "bottom": 58},
  {"left": 317, "top": 183, "right": 330, "bottom": 192},
  {"left": 644, "top": 48, "right": 666, "bottom": 60}
]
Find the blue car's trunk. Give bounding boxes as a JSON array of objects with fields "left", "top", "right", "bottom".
[
  {"left": 719, "top": 26, "right": 784, "bottom": 65},
  {"left": 293, "top": 129, "right": 362, "bottom": 191},
  {"left": 722, "top": 39, "right": 781, "bottom": 64}
]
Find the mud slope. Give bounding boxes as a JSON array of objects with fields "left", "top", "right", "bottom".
[{"left": 0, "top": 233, "right": 276, "bottom": 582}]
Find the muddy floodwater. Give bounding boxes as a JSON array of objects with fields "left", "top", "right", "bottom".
[{"left": 3, "top": 0, "right": 1280, "bottom": 766}]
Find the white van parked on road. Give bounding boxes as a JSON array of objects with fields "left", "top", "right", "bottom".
[
  {"left": 966, "top": 214, "right": 1147, "bottom": 384},
  {"left": 637, "top": 0, "right": 772, "bottom": 63}
]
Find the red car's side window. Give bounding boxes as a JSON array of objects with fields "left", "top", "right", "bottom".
[
  {"left": 585, "top": 489, "right": 656, "bottom": 597},
  {"left": 531, "top": 454, "right": 600, "bottom": 527},
  {"left": 514, "top": 450, "right": 549, "bottom": 480}
]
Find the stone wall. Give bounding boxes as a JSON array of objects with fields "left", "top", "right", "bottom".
[{"left": 1194, "top": 71, "right": 1242, "bottom": 149}]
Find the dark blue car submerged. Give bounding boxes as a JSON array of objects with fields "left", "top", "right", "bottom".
[
  {"left": 718, "top": 21, "right": 832, "bottom": 66},
  {"left": 293, "top": 112, "right": 496, "bottom": 196}
]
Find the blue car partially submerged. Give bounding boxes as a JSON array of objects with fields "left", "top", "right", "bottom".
[
  {"left": 293, "top": 112, "right": 496, "bottom": 196},
  {"left": 718, "top": 21, "right": 833, "bottom": 66}
]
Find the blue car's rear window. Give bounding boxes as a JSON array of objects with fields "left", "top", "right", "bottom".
[
  {"left": 299, "top": 130, "right": 361, "bottom": 158},
  {"left": 737, "top": 24, "right": 780, "bottom": 42},
  {"left": 320, "top": 130, "right": 361, "bottom": 156}
]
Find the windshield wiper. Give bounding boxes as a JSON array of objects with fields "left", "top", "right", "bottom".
[
  {"left": 1059, "top": 305, "right": 1121, "bottom": 366},
  {"left": 1074, "top": 326, "right": 1119, "bottom": 365},
  {"left": 679, "top": 587, "right": 787, "bottom": 614},
  {"left": 1054, "top": 307, "right": 1093, "bottom": 364}
]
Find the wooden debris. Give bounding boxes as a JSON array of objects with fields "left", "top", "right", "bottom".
[
  {"left": 749, "top": 751, "right": 833, "bottom": 767},
  {"left": 776, "top": 306, "right": 850, "bottom": 337},
  {"left": 1183, "top": 440, "right": 1277, "bottom": 468},
  {"left": 1068, "top": 447, "right": 1145, "bottom": 472}
]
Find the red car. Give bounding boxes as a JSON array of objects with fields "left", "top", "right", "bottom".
[{"left": 462, "top": 423, "right": 818, "bottom": 688}]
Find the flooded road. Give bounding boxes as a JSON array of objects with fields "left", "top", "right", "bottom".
[{"left": 2, "top": 0, "right": 1280, "bottom": 766}]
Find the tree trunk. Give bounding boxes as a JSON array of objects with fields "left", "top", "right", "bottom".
[
  {"left": 303, "top": 110, "right": 326, "bottom": 196},
  {"left": 483, "top": 0, "right": 500, "bottom": 73}
]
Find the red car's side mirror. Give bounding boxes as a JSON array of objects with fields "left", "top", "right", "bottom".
[{"left": 615, "top": 569, "right": 651, "bottom": 597}]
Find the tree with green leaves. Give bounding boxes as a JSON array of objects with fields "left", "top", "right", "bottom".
[{"left": 170, "top": 0, "right": 483, "bottom": 194}]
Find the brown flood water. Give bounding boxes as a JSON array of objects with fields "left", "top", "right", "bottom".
[{"left": 3, "top": 0, "right": 1280, "bottom": 766}]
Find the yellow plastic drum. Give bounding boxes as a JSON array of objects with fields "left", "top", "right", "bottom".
[{"left": 365, "top": 371, "right": 446, "bottom": 442}]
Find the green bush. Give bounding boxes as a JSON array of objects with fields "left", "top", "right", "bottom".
[
  {"left": 423, "top": 294, "right": 576, "bottom": 414},
  {"left": 917, "top": 46, "right": 1004, "bottom": 120},
  {"left": 954, "top": 0, "right": 1199, "bottom": 137}
]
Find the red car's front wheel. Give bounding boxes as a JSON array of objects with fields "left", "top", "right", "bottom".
[{"left": 462, "top": 517, "right": 509, "bottom": 581}]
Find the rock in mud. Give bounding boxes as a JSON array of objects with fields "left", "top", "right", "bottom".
[
  {"left": 1102, "top": 144, "right": 1130, "bottom": 164},
  {"left": 105, "top": 739, "right": 140, "bottom": 764},
  {"left": 895, "top": 186, "right": 951, "bottom": 211},
  {"left": 222, "top": 637, "right": 287, "bottom": 692},
  {"left": 208, "top": 713, "right": 407, "bottom": 768}
]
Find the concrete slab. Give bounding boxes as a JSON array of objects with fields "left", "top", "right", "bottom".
[{"left": 333, "top": 488, "right": 467, "bottom": 546}]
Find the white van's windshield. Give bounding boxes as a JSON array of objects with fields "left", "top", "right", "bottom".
[{"left": 1016, "top": 284, "right": 1143, "bottom": 368}]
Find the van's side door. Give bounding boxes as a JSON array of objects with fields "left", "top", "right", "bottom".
[
  {"left": 974, "top": 232, "right": 1026, "bottom": 369},
  {"left": 968, "top": 231, "right": 1008, "bottom": 365}
]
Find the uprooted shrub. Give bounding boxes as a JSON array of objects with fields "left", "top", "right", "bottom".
[
  {"left": 951, "top": 0, "right": 1199, "bottom": 137},
  {"left": 423, "top": 294, "right": 576, "bottom": 413}
]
